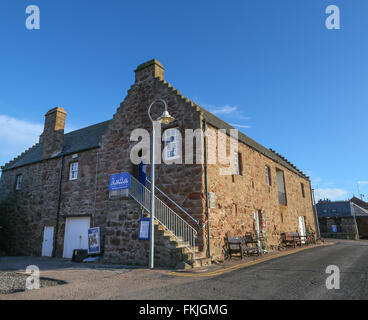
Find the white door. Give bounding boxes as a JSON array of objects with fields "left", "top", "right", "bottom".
[
  {"left": 42, "top": 226, "right": 54, "bottom": 257},
  {"left": 298, "top": 216, "right": 306, "bottom": 244},
  {"left": 254, "top": 210, "right": 261, "bottom": 249},
  {"left": 63, "top": 217, "right": 90, "bottom": 258}
]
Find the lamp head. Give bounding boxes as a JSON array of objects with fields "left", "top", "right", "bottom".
[{"left": 157, "top": 110, "right": 175, "bottom": 124}]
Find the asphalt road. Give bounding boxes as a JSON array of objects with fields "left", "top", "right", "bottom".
[
  {"left": 113, "top": 240, "right": 368, "bottom": 300},
  {"left": 2, "top": 240, "right": 368, "bottom": 300}
]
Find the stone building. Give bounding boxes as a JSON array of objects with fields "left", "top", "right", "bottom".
[
  {"left": 317, "top": 199, "right": 368, "bottom": 239},
  {"left": 0, "top": 59, "right": 317, "bottom": 267}
]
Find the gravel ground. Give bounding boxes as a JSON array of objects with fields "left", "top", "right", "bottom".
[{"left": 0, "top": 271, "right": 65, "bottom": 294}]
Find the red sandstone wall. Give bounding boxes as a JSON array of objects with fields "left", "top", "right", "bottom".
[
  {"left": 205, "top": 123, "right": 316, "bottom": 259},
  {"left": 95, "top": 76, "right": 207, "bottom": 255},
  {"left": 0, "top": 148, "right": 102, "bottom": 257}
]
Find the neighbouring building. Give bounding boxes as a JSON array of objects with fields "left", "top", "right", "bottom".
[
  {"left": 350, "top": 196, "right": 368, "bottom": 210},
  {"left": 316, "top": 198, "right": 368, "bottom": 239},
  {"left": 0, "top": 59, "right": 318, "bottom": 267}
]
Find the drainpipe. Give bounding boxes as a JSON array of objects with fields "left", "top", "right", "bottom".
[
  {"left": 52, "top": 154, "right": 64, "bottom": 257},
  {"left": 310, "top": 185, "right": 321, "bottom": 238},
  {"left": 202, "top": 119, "right": 211, "bottom": 258},
  {"left": 93, "top": 151, "right": 99, "bottom": 227}
]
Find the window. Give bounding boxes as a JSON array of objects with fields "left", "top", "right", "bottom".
[
  {"left": 301, "top": 183, "right": 305, "bottom": 198},
  {"left": 234, "top": 152, "right": 242, "bottom": 175},
  {"left": 163, "top": 128, "right": 180, "bottom": 160},
  {"left": 15, "top": 174, "right": 23, "bottom": 190},
  {"left": 265, "top": 165, "right": 271, "bottom": 186},
  {"left": 234, "top": 152, "right": 239, "bottom": 175},
  {"left": 69, "top": 162, "right": 78, "bottom": 180},
  {"left": 276, "top": 169, "right": 287, "bottom": 205}
]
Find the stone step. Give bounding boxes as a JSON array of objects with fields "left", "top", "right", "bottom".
[
  {"left": 175, "top": 256, "right": 212, "bottom": 270},
  {"left": 154, "top": 226, "right": 198, "bottom": 251},
  {"left": 153, "top": 219, "right": 208, "bottom": 269},
  {"left": 191, "top": 257, "right": 212, "bottom": 268}
]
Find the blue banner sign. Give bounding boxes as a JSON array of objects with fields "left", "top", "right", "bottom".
[
  {"left": 109, "top": 172, "right": 131, "bottom": 191},
  {"left": 88, "top": 227, "right": 100, "bottom": 254}
]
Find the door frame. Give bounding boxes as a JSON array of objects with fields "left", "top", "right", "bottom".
[
  {"left": 42, "top": 226, "right": 54, "bottom": 257},
  {"left": 62, "top": 216, "right": 91, "bottom": 258},
  {"left": 254, "top": 210, "right": 262, "bottom": 249},
  {"left": 298, "top": 216, "right": 306, "bottom": 244}
]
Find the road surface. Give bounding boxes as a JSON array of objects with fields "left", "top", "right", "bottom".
[
  {"left": 1, "top": 240, "right": 367, "bottom": 300},
  {"left": 113, "top": 240, "right": 368, "bottom": 300}
]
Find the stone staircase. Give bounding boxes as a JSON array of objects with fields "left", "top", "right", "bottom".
[
  {"left": 128, "top": 175, "right": 209, "bottom": 269},
  {"left": 153, "top": 221, "right": 211, "bottom": 269}
]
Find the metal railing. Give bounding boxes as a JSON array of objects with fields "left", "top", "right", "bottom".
[
  {"left": 129, "top": 176, "right": 197, "bottom": 259},
  {"left": 146, "top": 178, "right": 200, "bottom": 227},
  {"left": 278, "top": 191, "right": 287, "bottom": 205}
]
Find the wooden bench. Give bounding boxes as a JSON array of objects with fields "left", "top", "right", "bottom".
[
  {"left": 281, "top": 232, "right": 303, "bottom": 247},
  {"left": 243, "top": 234, "right": 261, "bottom": 256},
  {"left": 225, "top": 235, "right": 261, "bottom": 259},
  {"left": 295, "top": 232, "right": 309, "bottom": 245},
  {"left": 225, "top": 236, "right": 245, "bottom": 259}
]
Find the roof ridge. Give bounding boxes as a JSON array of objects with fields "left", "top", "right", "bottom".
[
  {"left": 156, "top": 78, "right": 308, "bottom": 179},
  {"left": 1, "top": 142, "right": 40, "bottom": 170},
  {"left": 64, "top": 119, "right": 111, "bottom": 136},
  {"left": 351, "top": 202, "right": 368, "bottom": 215},
  {"left": 2, "top": 120, "right": 112, "bottom": 171}
]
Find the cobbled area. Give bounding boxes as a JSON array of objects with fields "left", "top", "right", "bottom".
[{"left": 0, "top": 271, "right": 63, "bottom": 294}]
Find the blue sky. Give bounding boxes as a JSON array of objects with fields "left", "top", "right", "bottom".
[{"left": 0, "top": 0, "right": 367, "bottom": 201}]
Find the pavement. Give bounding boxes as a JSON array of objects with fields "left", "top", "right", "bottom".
[{"left": 1, "top": 240, "right": 368, "bottom": 300}]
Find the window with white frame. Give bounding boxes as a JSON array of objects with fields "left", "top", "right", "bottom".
[
  {"left": 163, "top": 128, "right": 180, "bottom": 160},
  {"left": 69, "top": 162, "right": 79, "bottom": 180},
  {"left": 15, "top": 174, "right": 23, "bottom": 190}
]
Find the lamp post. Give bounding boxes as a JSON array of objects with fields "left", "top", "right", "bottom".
[{"left": 148, "top": 98, "right": 175, "bottom": 269}]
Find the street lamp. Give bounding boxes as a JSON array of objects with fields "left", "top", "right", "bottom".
[{"left": 148, "top": 98, "right": 175, "bottom": 269}]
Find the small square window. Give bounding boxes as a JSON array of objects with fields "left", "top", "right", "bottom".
[
  {"left": 69, "top": 162, "right": 78, "bottom": 180},
  {"left": 15, "top": 174, "right": 23, "bottom": 190}
]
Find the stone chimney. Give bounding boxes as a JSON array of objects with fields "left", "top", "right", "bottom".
[
  {"left": 39, "top": 107, "right": 67, "bottom": 159},
  {"left": 134, "top": 59, "right": 164, "bottom": 83}
]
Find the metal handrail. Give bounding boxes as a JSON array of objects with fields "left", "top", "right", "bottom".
[
  {"left": 145, "top": 178, "right": 200, "bottom": 226},
  {"left": 129, "top": 176, "right": 197, "bottom": 259}
]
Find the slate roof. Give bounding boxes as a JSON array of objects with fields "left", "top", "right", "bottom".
[
  {"left": 350, "top": 197, "right": 368, "bottom": 210},
  {"left": 316, "top": 201, "right": 368, "bottom": 217},
  {"left": 316, "top": 201, "right": 353, "bottom": 217},
  {"left": 196, "top": 104, "right": 309, "bottom": 179},
  {"left": 2, "top": 72, "right": 309, "bottom": 180},
  {"left": 2, "top": 120, "right": 111, "bottom": 171},
  {"left": 149, "top": 77, "right": 309, "bottom": 179},
  {"left": 352, "top": 203, "right": 368, "bottom": 217}
]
